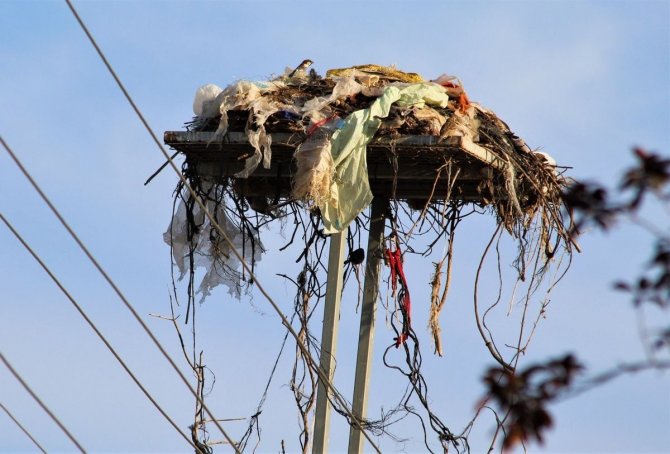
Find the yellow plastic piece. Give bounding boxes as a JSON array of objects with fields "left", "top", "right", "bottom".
[{"left": 326, "top": 64, "right": 424, "bottom": 83}]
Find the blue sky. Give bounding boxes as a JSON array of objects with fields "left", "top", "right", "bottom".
[{"left": 1, "top": 0, "right": 669, "bottom": 452}]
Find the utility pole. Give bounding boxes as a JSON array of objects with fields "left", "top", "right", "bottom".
[
  {"left": 312, "top": 231, "right": 346, "bottom": 453},
  {"left": 348, "top": 198, "right": 386, "bottom": 453}
]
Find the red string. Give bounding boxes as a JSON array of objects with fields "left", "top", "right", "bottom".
[
  {"left": 306, "top": 115, "right": 337, "bottom": 137},
  {"left": 386, "top": 246, "right": 411, "bottom": 347}
]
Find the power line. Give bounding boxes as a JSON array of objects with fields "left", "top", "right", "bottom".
[
  {"left": 0, "top": 212, "right": 198, "bottom": 452},
  {"left": 0, "top": 135, "right": 237, "bottom": 451},
  {"left": 0, "top": 401, "right": 48, "bottom": 453},
  {"left": 0, "top": 352, "right": 86, "bottom": 453},
  {"left": 61, "top": 1, "right": 381, "bottom": 451}
]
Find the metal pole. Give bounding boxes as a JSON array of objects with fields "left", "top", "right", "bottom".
[
  {"left": 348, "top": 198, "right": 386, "bottom": 453},
  {"left": 312, "top": 231, "right": 347, "bottom": 454}
]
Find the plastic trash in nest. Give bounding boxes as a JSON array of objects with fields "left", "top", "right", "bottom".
[
  {"left": 395, "top": 83, "right": 449, "bottom": 109},
  {"left": 326, "top": 64, "right": 424, "bottom": 84},
  {"left": 300, "top": 75, "right": 364, "bottom": 123},
  {"left": 207, "top": 80, "right": 286, "bottom": 178},
  {"left": 164, "top": 189, "right": 263, "bottom": 300},
  {"left": 238, "top": 96, "right": 282, "bottom": 177},
  {"left": 193, "top": 84, "right": 223, "bottom": 118},
  {"left": 293, "top": 116, "right": 344, "bottom": 206},
  {"left": 319, "top": 83, "right": 449, "bottom": 233},
  {"left": 432, "top": 73, "right": 461, "bottom": 88},
  {"left": 432, "top": 74, "right": 471, "bottom": 113},
  {"left": 211, "top": 81, "right": 259, "bottom": 140},
  {"left": 211, "top": 80, "right": 284, "bottom": 138},
  {"left": 410, "top": 106, "right": 447, "bottom": 136}
]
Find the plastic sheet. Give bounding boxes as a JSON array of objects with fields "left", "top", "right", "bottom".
[
  {"left": 321, "top": 83, "right": 449, "bottom": 233},
  {"left": 212, "top": 81, "right": 260, "bottom": 139},
  {"left": 164, "top": 189, "right": 263, "bottom": 299},
  {"left": 301, "top": 75, "right": 364, "bottom": 123},
  {"left": 326, "top": 64, "right": 424, "bottom": 83},
  {"left": 292, "top": 117, "right": 342, "bottom": 206},
  {"left": 237, "top": 97, "right": 281, "bottom": 177},
  {"left": 207, "top": 81, "right": 285, "bottom": 177},
  {"left": 193, "top": 84, "right": 223, "bottom": 117}
]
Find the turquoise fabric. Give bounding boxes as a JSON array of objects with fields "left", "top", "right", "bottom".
[{"left": 321, "top": 83, "right": 449, "bottom": 233}]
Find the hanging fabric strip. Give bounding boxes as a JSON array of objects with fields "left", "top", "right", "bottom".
[{"left": 386, "top": 244, "right": 412, "bottom": 346}]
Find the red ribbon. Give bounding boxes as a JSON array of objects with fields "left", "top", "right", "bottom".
[
  {"left": 386, "top": 246, "right": 411, "bottom": 346},
  {"left": 306, "top": 115, "right": 337, "bottom": 137}
]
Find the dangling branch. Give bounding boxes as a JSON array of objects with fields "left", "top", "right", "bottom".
[{"left": 428, "top": 213, "right": 456, "bottom": 357}]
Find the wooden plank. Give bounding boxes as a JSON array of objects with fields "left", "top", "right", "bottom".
[{"left": 164, "top": 131, "right": 500, "bottom": 201}]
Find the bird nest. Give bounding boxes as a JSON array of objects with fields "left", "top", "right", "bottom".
[
  {"left": 160, "top": 63, "right": 576, "bottom": 451},
  {"left": 164, "top": 63, "right": 571, "bottom": 293}
]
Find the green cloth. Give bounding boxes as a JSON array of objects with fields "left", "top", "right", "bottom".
[{"left": 321, "top": 83, "right": 450, "bottom": 233}]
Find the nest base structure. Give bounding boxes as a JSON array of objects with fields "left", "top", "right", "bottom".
[{"left": 164, "top": 131, "right": 502, "bottom": 202}]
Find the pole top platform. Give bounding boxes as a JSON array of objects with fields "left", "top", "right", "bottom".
[{"left": 164, "top": 130, "right": 507, "bottom": 200}]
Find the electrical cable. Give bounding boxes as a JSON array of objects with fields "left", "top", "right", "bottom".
[
  {"left": 60, "top": 2, "right": 381, "bottom": 451},
  {"left": 0, "top": 401, "right": 48, "bottom": 453},
  {"left": 0, "top": 135, "right": 237, "bottom": 451},
  {"left": 0, "top": 352, "right": 86, "bottom": 453},
  {"left": 0, "top": 212, "right": 199, "bottom": 452}
]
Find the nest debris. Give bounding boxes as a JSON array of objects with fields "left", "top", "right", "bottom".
[{"left": 162, "top": 63, "right": 575, "bottom": 452}]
